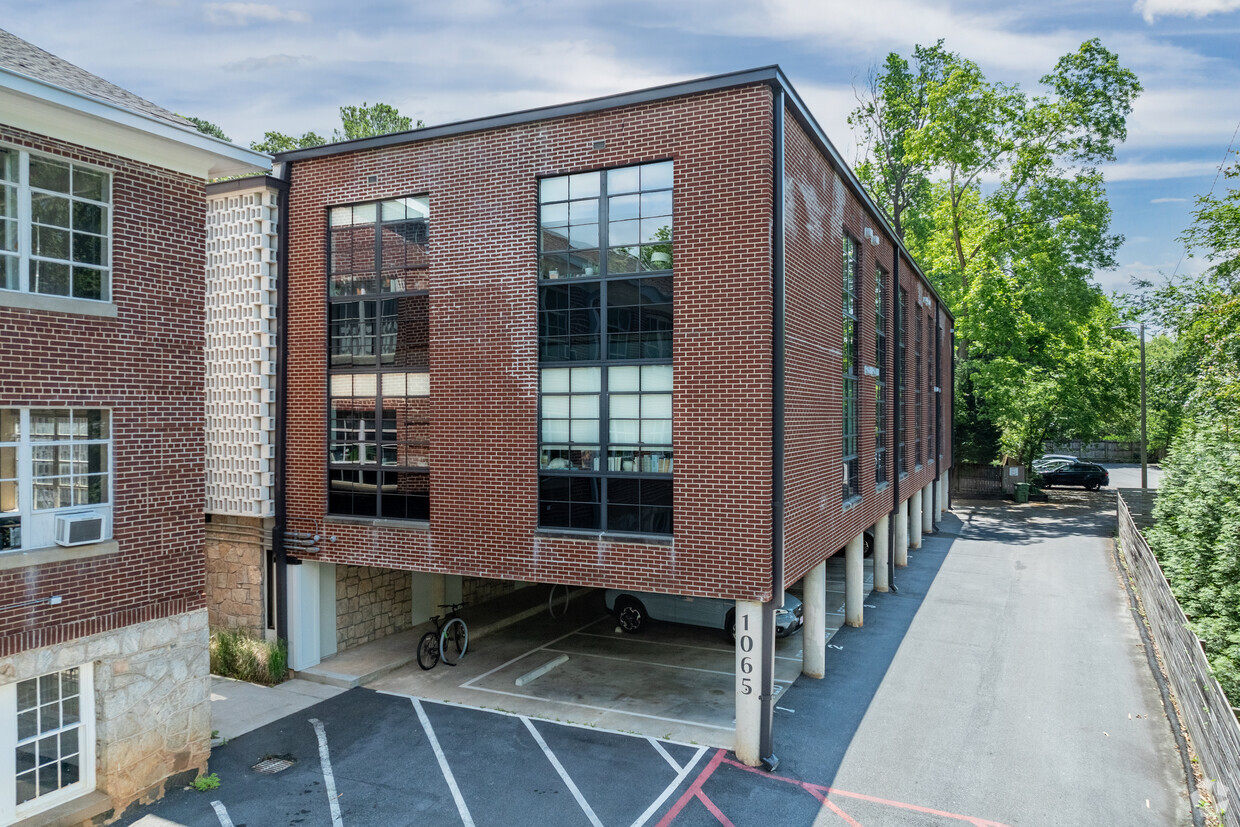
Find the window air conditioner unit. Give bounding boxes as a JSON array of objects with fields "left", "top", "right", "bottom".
[{"left": 55, "top": 512, "right": 105, "bottom": 547}]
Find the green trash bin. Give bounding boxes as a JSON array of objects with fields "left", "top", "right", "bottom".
[{"left": 1014, "top": 482, "right": 1030, "bottom": 503}]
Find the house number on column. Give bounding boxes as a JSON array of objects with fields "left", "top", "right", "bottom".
[{"left": 738, "top": 614, "right": 754, "bottom": 695}]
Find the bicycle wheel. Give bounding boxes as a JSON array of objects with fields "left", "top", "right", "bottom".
[
  {"left": 547, "top": 584, "right": 571, "bottom": 620},
  {"left": 439, "top": 617, "right": 469, "bottom": 666},
  {"left": 416, "top": 630, "right": 440, "bottom": 670}
]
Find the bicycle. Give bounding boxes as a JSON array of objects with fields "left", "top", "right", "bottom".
[{"left": 417, "top": 603, "right": 469, "bottom": 670}]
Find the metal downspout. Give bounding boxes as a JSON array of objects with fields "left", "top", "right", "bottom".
[
  {"left": 273, "top": 160, "right": 292, "bottom": 644},
  {"left": 761, "top": 85, "right": 787, "bottom": 771},
  {"left": 888, "top": 257, "right": 900, "bottom": 593}
]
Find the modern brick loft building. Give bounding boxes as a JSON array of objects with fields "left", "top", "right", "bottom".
[
  {"left": 265, "top": 67, "right": 953, "bottom": 764},
  {"left": 0, "top": 29, "right": 267, "bottom": 825}
]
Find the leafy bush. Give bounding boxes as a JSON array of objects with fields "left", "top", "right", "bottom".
[
  {"left": 191, "top": 772, "right": 221, "bottom": 792},
  {"left": 209, "top": 628, "right": 288, "bottom": 686},
  {"left": 1147, "top": 422, "right": 1240, "bottom": 702}
]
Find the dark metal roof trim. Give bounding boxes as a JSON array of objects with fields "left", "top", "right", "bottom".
[
  {"left": 206, "top": 174, "right": 288, "bottom": 196},
  {"left": 274, "top": 66, "right": 782, "bottom": 163}
]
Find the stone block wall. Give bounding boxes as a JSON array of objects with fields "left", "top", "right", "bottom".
[
  {"left": 205, "top": 515, "right": 269, "bottom": 635},
  {"left": 0, "top": 609, "right": 210, "bottom": 821},
  {"left": 335, "top": 566, "right": 412, "bottom": 650}
]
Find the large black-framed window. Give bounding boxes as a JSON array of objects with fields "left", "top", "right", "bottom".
[
  {"left": 914, "top": 309, "right": 923, "bottom": 467},
  {"left": 898, "top": 287, "right": 908, "bottom": 476},
  {"left": 537, "top": 161, "right": 673, "bottom": 535},
  {"left": 875, "top": 266, "right": 888, "bottom": 485},
  {"left": 842, "top": 236, "right": 860, "bottom": 502},
  {"left": 327, "top": 196, "right": 430, "bottom": 520},
  {"left": 936, "top": 319, "right": 944, "bottom": 464}
]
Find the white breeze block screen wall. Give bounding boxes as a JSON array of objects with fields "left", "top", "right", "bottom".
[{"left": 205, "top": 182, "right": 278, "bottom": 517}]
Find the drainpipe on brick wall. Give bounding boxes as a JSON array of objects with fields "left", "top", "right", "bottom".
[
  {"left": 887, "top": 257, "right": 900, "bottom": 593},
  {"left": 949, "top": 325, "right": 955, "bottom": 511},
  {"left": 933, "top": 297, "right": 941, "bottom": 520},
  {"left": 761, "top": 85, "right": 787, "bottom": 772},
  {"left": 273, "top": 159, "right": 292, "bottom": 644}
]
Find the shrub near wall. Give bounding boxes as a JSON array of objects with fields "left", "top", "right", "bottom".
[{"left": 1147, "top": 421, "right": 1240, "bottom": 703}]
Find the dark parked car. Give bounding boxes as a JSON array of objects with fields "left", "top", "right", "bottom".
[{"left": 1037, "top": 461, "right": 1109, "bottom": 491}]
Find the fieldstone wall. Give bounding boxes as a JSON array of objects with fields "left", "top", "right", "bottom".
[
  {"left": 205, "top": 515, "right": 268, "bottom": 634},
  {"left": 336, "top": 566, "right": 412, "bottom": 651},
  {"left": 463, "top": 576, "right": 526, "bottom": 606},
  {"left": 0, "top": 609, "right": 210, "bottom": 819}
]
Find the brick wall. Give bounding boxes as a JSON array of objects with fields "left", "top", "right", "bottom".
[
  {"left": 0, "top": 126, "right": 206, "bottom": 656},
  {"left": 285, "top": 85, "right": 777, "bottom": 602}
]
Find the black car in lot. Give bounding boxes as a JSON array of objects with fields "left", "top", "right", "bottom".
[{"left": 1037, "top": 461, "right": 1110, "bottom": 491}]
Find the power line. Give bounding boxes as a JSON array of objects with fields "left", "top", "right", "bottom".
[{"left": 1170, "top": 115, "right": 1240, "bottom": 281}]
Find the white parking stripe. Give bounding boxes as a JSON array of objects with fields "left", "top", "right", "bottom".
[
  {"left": 309, "top": 718, "right": 344, "bottom": 827},
  {"left": 521, "top": 717, "right": 604, "bottom": 827},
  {"left": 630, "top": 746, "right": 708, "bottom": 827},
  {"left": 649, "top": 738, "right": 682, "bottom": 772},
  {"left": 464, "top": 685, "right": 736, "bottom": 732},
  {"left": 543, "top": 647, "right": 797, "bottom": 684},
  {"left": 412, "top": 698, "right": 476, "bottom": 827},
  {"left": 210, "top": 800, "right": 234, "bottom": 827},
  {"left": 461, "top": 617, "right": 604, "bottom": 688}
]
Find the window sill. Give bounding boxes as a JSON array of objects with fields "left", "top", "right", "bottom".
[
  {"left": 914, "top": 465, "right": 923, "bottom": 472},
  {"left": 842, "top": 495, "right": 863, "bottom": 512},
  {"left": 325, "top": 516, "right": 430, "bottom": 530},
  {"left": 535, "top": 528, "right": 673, "bottom": 547},
  {"left": 875, "top": 481, "right": 890, "bottom": 493},
  {"left": 0, "top": 540, "right": 118, "bottom": 571},
  {"left": 0, "top": 290, "right": 117, "bottom": 318},
  {"left": 15, "top": 788, "right": 111, "bottom": 827}
]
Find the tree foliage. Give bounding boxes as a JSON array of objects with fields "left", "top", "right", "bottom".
[
  {"left": 250, "top": 102, "right": 423, "bottom": 154},
  {"left": 1143, "top": 152, "right": 1240, "bottom": 702},
  {"left": 851, "top": 39, "right": 1142, "bottom": 465},
  {"left": 185, "top": 116, "right": 230, "bottom": 142}
]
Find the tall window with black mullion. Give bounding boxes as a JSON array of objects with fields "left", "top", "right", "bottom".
[
  {"left": 326, "top": 196, "right": 431, "bottom": 520},
  {"left": 874, "top": 266, "right": 887, "bottom": 485},
  {"left": 897, "top": 288, "right": 907, "bottom": 476},
  {"left": 914, "top": 309, "right": 923, "bottom": 467},
  {"left": 842, "top": 236, "right": 861, "bottom": 501},
  {"left": 537, "top": 161, "right": 674, "bottom": 535}
]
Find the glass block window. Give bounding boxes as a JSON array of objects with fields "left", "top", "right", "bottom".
[
  {"left": 537, "top": 161, "right": 674, "bottom": 536},
  {"left": 842, "top": 236, "right": 860, "bottom": 502},
  {"left": 875, "top": 266, "right": 888, "bottom": 485},
  {"left": 0, "top": 149, "right": 111, "bottom": 301},
  {"left": 15, "top": 668, "right": 84, "bottom": 807}
]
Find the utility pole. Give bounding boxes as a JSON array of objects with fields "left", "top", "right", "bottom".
[{"left": 1139, "top": 322, "right": 1147, "bottom": 490}]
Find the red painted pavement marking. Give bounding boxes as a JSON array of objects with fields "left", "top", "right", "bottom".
[
  {"left": 655, "top": 748, "right": 728, "bottom": 827},
  {"left": 804, "top": 786, "right": 864, "bottom": 827},
  {"left": 696, "top": 790, "right": 736, "bottom": 827}
]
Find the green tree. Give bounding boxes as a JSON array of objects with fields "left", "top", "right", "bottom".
[
  {"left": 185, "top": 116, "right": 230, "bottom": 142},
  {"left": 333, "top": 102, "right": 423, "bottom": 142},
  {"left": 250, "top": 130, "right": 327, "bottom": 154},
  {"left": 852, "top": 39, "right": 1142, "bottom": 464}
]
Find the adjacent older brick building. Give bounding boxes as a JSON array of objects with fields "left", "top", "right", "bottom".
[
  {"left": 0, "top": 29, "right": 266, "bottom": 824},
  {"left": 270, "top": 68, "right": 953, "bottom": 763}
]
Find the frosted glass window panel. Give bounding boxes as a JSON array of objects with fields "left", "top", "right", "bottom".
[
  {"left": 542, "top": 396, "right": 570, "bottom": 418},
  {"left": 643, "top": 393, "right": 672, "bottom": 419},
  {"left": 642, "top": 365, "right": 672, "bottom": 391},
  {"left": 542, "top": 368, "right": 570, "bottom": 393},
  {"left": 609, "top": 394, "right": 640, "bottom": 418},
  {"left": 610, "top": 419, "right": 640, "bottom": 443},
  {"left": 569, "top": 367, "right": 601, "bottom": 392},
  {"left": 543, "top": 419, "right": 570, "bottom": 442},
  {"left": 570, "top": 419, "right": 599, "bottom": 443},
  {"left": 570, "top": 395, "right": 599, "bottom": 418},
  {"left": 609, "top": 366, "right": 641, "bottom": 392},
  {"left": 641, "top": 420, "right": 672, "bottom": 444}
]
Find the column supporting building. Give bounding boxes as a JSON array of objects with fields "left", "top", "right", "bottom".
[
  {"left": 873, "top": 514, "right": 890, "bottom": 592},
  {"left": 845, "top": 532, "right": 865, "bottom": 627},
  {"left": 801, "top": 561, "right": 827, "bottom": 678}
]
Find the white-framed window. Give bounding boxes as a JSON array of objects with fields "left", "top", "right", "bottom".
[
  {"left": 1, "top": 147, "right": 112, "bottom": 302},
  {"left": 0, "top": 409, "right": 112, "bottom": 552},
  {"left": 0, "top": 665, "right": 96, "bottom": 823}
]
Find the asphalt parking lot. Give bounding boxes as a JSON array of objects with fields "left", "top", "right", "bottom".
[{"left": 122, "top": 688, "right": 710, "bottom": 827}]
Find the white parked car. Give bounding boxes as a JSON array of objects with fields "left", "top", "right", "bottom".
[{"left": 604, "top": 589, "right": 803, "bottom": 640}]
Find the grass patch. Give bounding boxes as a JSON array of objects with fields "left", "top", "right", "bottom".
[{"left": 210, "top": 627, "right": 288, "bottom": 686}]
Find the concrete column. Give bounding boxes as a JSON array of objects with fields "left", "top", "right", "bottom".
[
  {"left": 910, "top": 488, "right": 923, "bottom": 549},
  {"left": 873, "top": 514, "right": 890, "bottom": 592},
  {"left": 894, "top": 499, "right": 909, "bottom": 567},
  {"left": 801, "top": 561, "right": 827, "bottom": 679},
  {"left": 845, "top": 532, "right": 865, "bottom": 627},
  {"left": 734, "top": 599, "right": 765, "bottom": 766},
  {"left": 941, "top": 470, "right": 950, "bottom": 513},
  {"left": 922, "top": 483, "right": 935, "bottom": 535}
]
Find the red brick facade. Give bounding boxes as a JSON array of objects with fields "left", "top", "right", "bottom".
[
  {"left": 0, "top": 126, "right": 206, "bottom": 656},
  {"left": 282, "top": 82, "right": 951, "bottom": 604}
]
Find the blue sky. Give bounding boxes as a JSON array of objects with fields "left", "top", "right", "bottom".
[{"left": 8, "top": 0, "right": 1240, "bottom": 297}]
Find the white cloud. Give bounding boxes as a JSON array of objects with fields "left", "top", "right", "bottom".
[
  {"left": 1105, "top": 159, "right": 1222, "bottom": 181},
  {"left": 1150, "top": 197, "right": 1189, "bottom": 203},
  {"left": 224, "top": 54, "right": 313, "bottom": 72},
  {"left": 1134, "top": 0, "right": 1240, "bottom": 23},
  {"left": 204, "top": 3, "right": 309, "bottom": 26}
]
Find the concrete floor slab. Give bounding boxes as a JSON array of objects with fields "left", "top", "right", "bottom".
[{"left": 210, "top": 676, "right": 346, "bottom": 741}]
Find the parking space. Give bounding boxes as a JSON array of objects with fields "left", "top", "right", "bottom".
[
  {"left": 365, "top": 561, "right": 871, "bottom": 747},
  {"left": 121, "top": 688, "right": 709, "bottom": 827}
]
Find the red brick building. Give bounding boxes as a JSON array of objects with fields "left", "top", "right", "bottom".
[
  {"left": 0, "top": 29, "right": 266, "bottom": 824},
  {"left": 272, "top": 67, "right": 952, "bottom": 763}
]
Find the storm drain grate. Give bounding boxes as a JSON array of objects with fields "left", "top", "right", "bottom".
[{"left": 252, "top": 755, "right": 296, "bottom": 774}]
